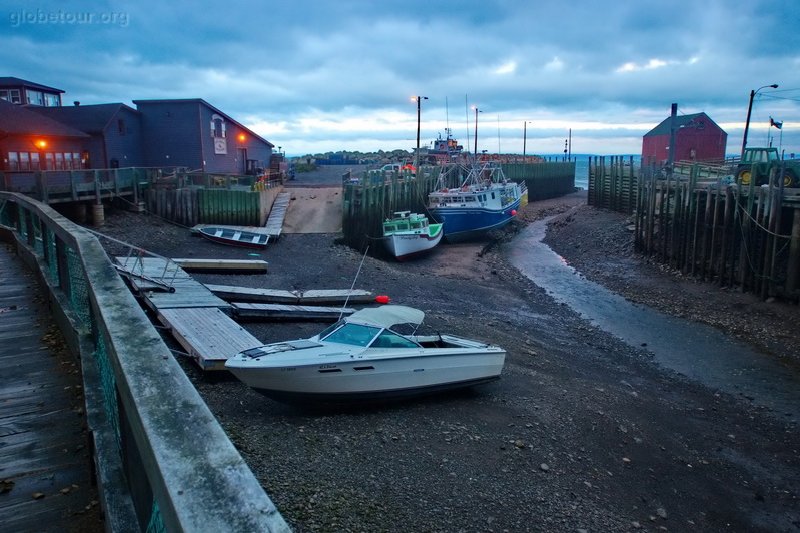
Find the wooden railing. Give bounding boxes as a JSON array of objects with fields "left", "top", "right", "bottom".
[{"left": 0, "top": 192, "right": 290, "bottom": 532}]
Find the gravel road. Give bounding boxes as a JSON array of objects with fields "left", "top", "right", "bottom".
[{"left": 94, "top": 190, "right": 800, "bottom": 533}]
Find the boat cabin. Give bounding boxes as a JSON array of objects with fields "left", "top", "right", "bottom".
[{"left": 383, "top": 211, "right": 430, "bottom": 234}]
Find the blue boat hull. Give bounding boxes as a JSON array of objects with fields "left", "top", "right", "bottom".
[{"left": 430, "top": 198, "right": 520, "bottom": 242}]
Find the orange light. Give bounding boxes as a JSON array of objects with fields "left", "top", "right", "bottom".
[
  {"left": 35, "top": 139, "right": 47, "bottom": 149},
  {"left": 237, "top": 133, "right": 246, "bottom": 142}
]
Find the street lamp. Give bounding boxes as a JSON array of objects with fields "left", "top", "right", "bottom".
[
  {"left": 413, "top": 96, "right": 428, "bottom": 169},
  {"left": 741, "top": 83, "right": 778, "bottom": 156},
  {"left": 473, "top": 106, "right": 483, "bottom": 158},
  {"left": 522, "top": 121, "right": 532, "bottom": 159}
]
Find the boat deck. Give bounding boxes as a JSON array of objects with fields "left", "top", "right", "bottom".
[{"left": 0, "top": 244, "right": 100, "bottom": 530}]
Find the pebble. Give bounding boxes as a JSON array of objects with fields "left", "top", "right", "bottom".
[{"left": 540, "top": 463, "right": 550, "bottom": 472}]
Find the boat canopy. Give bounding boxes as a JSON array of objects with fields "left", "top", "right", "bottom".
[{"left": 347, "top": 305, "right": 425, "bottom": 329}]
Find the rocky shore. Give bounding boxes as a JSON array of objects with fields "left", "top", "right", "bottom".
[{"left": 94, "top": 190, "right": 799, "bottom": 532}]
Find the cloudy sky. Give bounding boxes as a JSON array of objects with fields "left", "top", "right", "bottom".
[{"left": 3, "top": 0, "right": 799, "bottom": 156}]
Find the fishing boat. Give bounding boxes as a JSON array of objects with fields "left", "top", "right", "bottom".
[
  {"left": 198, "top": 226, "right": 269, "bottom": 248},
  {"left": 224, "top": 305, "right": 506, "bottom": 404},
  {"left": 428, "top": 161, "right": 526, "bottom": 242},
  {"left": 382, "top": 211, "right": 443, "bottom": 261}
]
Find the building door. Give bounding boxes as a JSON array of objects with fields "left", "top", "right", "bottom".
[{"left": 238, "top": 148, "right": 247, "bottom": 174}]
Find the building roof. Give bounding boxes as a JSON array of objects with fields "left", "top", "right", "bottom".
[
  {"left": 644, "top": 112, "right": 725, "bottom": 137},
  {"left": 0, "top": 77, "right": 65, "bottom": 94},
  {"left": 132, "top": 98, "right": 274, "bottom": 147},
  {"left": 0, "top": 99, "right": 89, "bottom": 138},
  {"left": 29, "top": 103, "right": 138, "bottom": 134}
]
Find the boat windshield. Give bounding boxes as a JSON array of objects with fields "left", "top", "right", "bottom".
[
  {"left": 321, "top": 322, "right": 382, "bottom": 347},
  {"left": 369, "top": 329, "right": 420, "bottom": 349}
]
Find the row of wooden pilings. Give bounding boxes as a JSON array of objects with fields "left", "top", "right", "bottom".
[{"left": 634, "top": 167, "right": 800, "bottom": 300}]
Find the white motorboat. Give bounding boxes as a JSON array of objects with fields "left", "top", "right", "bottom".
[{"left": 225, "top": 305, "right": 506, "bottom": 404}]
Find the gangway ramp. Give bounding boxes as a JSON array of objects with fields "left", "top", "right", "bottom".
[{"left": 264, "top": 192, "right": 290, "bottom": 238}]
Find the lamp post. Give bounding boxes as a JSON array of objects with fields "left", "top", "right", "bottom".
[
  {"left": 473, "top": 106, "right": 482, "bottom": 158},
  {"left": 741, "top": 83, "right": 778, "bottom": 157},
  {"left": 522, "top": 121, "right": 532, "bottom": 160},
  {"left": 413, "top": 96, "right": 428, "bottom": 169}
]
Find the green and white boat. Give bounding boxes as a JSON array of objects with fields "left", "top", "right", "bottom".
[{"left": 382, "top": 211, "right": 443, "bottom": 261}]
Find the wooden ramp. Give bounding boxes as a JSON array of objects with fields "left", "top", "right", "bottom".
[
  {"left": 232, "top": 302, "right": 354, "bottom": 321},
  {"left": 205, "top": 284, "right": 373, "bottom": 305},
  {"left": 264, "top": 192, "right": 290, "bottom": 238},
  {"left": 157, "top": 308, "right": 263, "bottom": 371},
  {"left": 115, "top": 257, "right": 230, "bottom": 311}
]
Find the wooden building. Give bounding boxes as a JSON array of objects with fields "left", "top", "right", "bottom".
[
  {"left": 642, "top": 111, "right": 727, "bottom": 166},
  {"left": 29, "top": 103, "right": 142, "bottom": 169},
  {"left": 133, "top": 99, "right": 274, "bottom": 174},
  {"left": 0, "top": 99, "right": 89, "bottom": 172}
]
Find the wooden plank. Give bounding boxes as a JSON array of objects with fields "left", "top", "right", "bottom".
[
  {"left": 204, "top": 284, "right": 299, "bottom": 303},
  {"left": 297, "top": 289, "right": 375, "bottom": 304},
  {"left": 264, "top": 192, "right": 290, "bottom": 238},
  {"left": 171, "top": 258, "right": 269, "bottom": 272},
  {"left": 157, "top": 307, "right": 263, "bottom": 371},
  {"left": 232, "top": 302, "right": 354, "bottom": 320}
]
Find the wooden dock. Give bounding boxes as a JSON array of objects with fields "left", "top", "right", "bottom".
[
  {"left": 204, "top": 284, "right": 373, "bottom": 304},
  {"left": 114, "top": 257, "right": 230, "bottom": 311},
  {"left": 0, "top": 245, "right": 101, "bottom": 530},
  {"left": 232, "top": 302, "right": 354, "bottom": 321},
  {"left": 157, "top": 308, "right": 262, "bottom": 371},
  {"left": 172, "top": 258, "right": 268, "bottom": 273}
]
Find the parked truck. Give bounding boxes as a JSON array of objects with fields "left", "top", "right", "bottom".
[{"left": 736, "top": 147, "right": 799, "bottom": 187}]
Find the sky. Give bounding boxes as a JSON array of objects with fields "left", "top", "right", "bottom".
[{"left": 3, "top": 0, "right": 800, "bottom": 157}]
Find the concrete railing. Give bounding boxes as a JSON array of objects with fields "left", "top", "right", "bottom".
[{"left": 0, "top": 192, "right": 290, "bottom": 532}]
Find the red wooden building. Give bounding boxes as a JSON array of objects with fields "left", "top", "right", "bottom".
[{"left": 641, "top": 111, "right": 727, "bottom": 166}]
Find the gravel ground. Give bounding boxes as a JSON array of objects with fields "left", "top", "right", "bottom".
[{"left": 93, "top": 191, "right": 800, "bottom": 533}]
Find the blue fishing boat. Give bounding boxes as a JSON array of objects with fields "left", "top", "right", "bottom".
[{"left": 428, "top": 161, "right": 525, "bottom": 242}]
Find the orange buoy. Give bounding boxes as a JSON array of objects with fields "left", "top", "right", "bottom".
[
  {"left": 511, "top": 209, "right": 517, "bottom": 216},
  {"left": 375, "top": 295, "right": 391, "bottom": 304}
]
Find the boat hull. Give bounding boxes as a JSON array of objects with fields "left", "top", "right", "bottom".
[
  {"left": 383, "top": 226, "right": 443, "bottom": 260},
  {"left": 226, "top": 350, "right": 506, "bottom": 404},
  {"left": 199, "top": 227, "right": 269, "bottom": 249},
  {"left": 430, "top": 197, "right": 520, "bottom": 242}
]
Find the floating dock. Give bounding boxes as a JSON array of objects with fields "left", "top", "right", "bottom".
[
  {"left": 204, "top": 284, "right": 373, "bottom": 304},
  {"left": 232, "top": 302, "right": 354, "bottom": 321}
]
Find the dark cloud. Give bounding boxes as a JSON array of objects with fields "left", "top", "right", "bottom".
[{"left": 2, "top": 0, "right": 798, "bottom": 153}]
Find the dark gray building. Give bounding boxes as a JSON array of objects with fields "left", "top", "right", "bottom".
[{"left": 133, "top": 99, "right": 273, "bottom": 174}]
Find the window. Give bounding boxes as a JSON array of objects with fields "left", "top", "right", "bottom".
[
  {"left": 26, "top": 89, "right": 44, "bottom": 106},
  {"left": 55, "top": 152, "right": 64, "bottom": 170},
  {"left": 45, "top": 153, "right": 54, "bottom": 170},
  {"left": 0, "top": 89, "right": 21, "bottom": 103},
  {"left": 74, "top": 152, "right": 83, "bottom": 169},
  {"left": 19, "top": 152, "right": 30, "bottom": 171},
  {"left": 210, "top": 114, "right": 226, "bottom": 138},
  {"left": 64, "top": 152, "right": 73, "bottom": 169},
  {"left": 118, "top": 119, "right": 126, "bottom": 135},
  {"left": 7, "top": 152, "right": 19, "bottom": 171},
  {"left": 44, "top": 93, "right": 60, "bottom": 107},
  {"left": 30, "top": 152, "right": 40, "bottom": 170}
]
